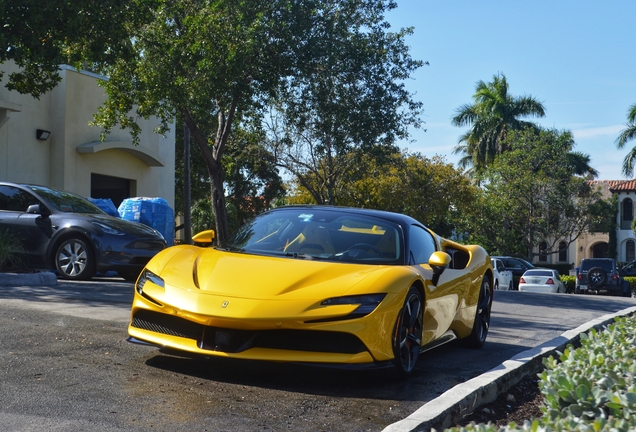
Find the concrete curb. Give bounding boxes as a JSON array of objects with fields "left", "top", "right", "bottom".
[
  {"left": 0, "top": 271, "right": 58, "bottom": 286},
  {"left": 383, "top": 305, "right": 636, "bottom": 432}
]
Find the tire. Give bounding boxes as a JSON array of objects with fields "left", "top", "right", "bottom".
[
  {"left": 55, "top": 238, "right": 95, "bottom": 280},
  {"left": 494, "top": 280, "right": 499, "bottom": 290},
  {"left": 587, "top": 267, "right": 607, "bottom": 287},
  {"left": 391, "top": 286, "right": 423, "bottom": 378},
  {"left": 461, "top": 276, "right": 492, "bottom": 349},
  {"left": 508, "top": 281, "right": 513, "bottom": 291}
]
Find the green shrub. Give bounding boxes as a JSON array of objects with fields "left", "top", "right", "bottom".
[
  {"left": 560, "top": 275, "right": 576, "bottom": 294},
  {"left": 444, "top": 315, "right": 636, "bottom": 432},
  {"left": 0, "top": 228, "right": 26, "bottom": 270}
]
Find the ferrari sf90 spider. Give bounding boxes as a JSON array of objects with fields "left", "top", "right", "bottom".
[{"left": 128, "top": 206, "right": 493, "bottom": 376}]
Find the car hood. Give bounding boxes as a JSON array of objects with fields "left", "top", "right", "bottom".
[
  {"left": 150, "top": 246, "right": 399, "bottom": 301},
  {"left": 64, "top": 213, "right": 164, "bottom": 238}
]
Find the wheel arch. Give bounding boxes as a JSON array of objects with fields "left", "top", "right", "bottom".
[{"left": 47, "top": 228, "right": 96, "bottom": 268}]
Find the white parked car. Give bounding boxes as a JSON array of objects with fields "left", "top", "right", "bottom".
[
  {"left": 491, "top": 258, "right": 514, "bottom": 290},
  {"left": 518, "top": 268, "right": 565, "bottom": 293}
]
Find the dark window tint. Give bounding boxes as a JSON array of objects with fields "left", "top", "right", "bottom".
[
  {"left": 627, "top": 240, "right": 635, "bottom": 263},
  {"left": 558, "top": 242, "right": 567, "bottom": 262},
  {"left": 580, "top": 260, "right": 614, "bottom": 272},
  {"left": 539, "top": 242, "right": 547, "bottom": 262},
  {"left": 408, "top": 225, "right": 436, "bottom": 265},
  {"left": 0, "top": 186, "right": 38, "bottom": 212},
  {"left": 624, "top": 198, "right": 634, "bottom": 222},
  {"left": 28, "top": 185, "right": 102, "bottom": 214}
]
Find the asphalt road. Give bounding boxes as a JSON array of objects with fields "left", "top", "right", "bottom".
[{"left": 1, "top": 279, "right": 635, "bottom": 432}]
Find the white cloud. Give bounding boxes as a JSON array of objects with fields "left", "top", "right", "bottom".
[{"left": 573, "top": 125, "right": 625, "bottom": 139}]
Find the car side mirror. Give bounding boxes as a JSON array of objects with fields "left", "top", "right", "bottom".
[
  {"left": 27, "top": 203, "right": 50, "bottom": 217},
  {"left": 429, "top": 251, "right": 451, "bottom": 275},
  {"left": 192, "top": 229, "right": 215, "bottom": 247}
]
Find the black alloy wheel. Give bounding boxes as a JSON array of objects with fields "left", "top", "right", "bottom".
[
  {"left": 461, "top": 276, "right": 492, "bottom": 348},
  {"left": 392, "top": 286, "right": 423, "bottom": 377}
]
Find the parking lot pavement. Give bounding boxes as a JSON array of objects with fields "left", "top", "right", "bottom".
[
  {"left": 3, "top": 274, "right": 636, "bottom": 431},
  {"left": 0, "top": 272, "right": 134, "bottom": 322}
]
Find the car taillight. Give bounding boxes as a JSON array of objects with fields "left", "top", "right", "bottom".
[
  {"left": 612, "top": 273, "right": 619, "bottom": 281},
  {"left": 546, "top": 278, "right": 554, "bottom": 285},
  {"left": 519, "top": 277, "right": 526, "bottom": 284}
]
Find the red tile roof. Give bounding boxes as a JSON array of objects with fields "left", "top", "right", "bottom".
[
  {"left": 607, "top": 180, "right": 636, "bottom": 192},
  {"left": 586, "top": 180, "right": 636, "bottom": 197}
]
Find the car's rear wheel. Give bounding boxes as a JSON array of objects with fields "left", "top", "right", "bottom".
[
  {"left": 494, "top": 280, "right": 499, "bottom": 290},
  {"left": 391, "top": 286, "right": 423, "bottom": 378},
  {"left": 461, "top": 276, "right": 492, "bottom": 348},
  {"left": 55, "top": 238, "right": 95, "bottom": 280},
  {"left": 587, "top": 267, "right": 607, "bottom": 287},
  {"left": 508, "top": 281, "right": 513, "bottom": 291}
]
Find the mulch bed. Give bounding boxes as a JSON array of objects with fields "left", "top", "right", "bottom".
[{"left": 455, "top": 374, "right": 544, "bottom": 428}]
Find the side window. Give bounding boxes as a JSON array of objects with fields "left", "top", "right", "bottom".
[
  {"left": 623, "top": 198, "right": 634, "bottom": 222},
  {"left": 0, "top": 185, "right": 37, "bottom": 212},
  {"left": 408, "top": 225, "right": 436, "bottom": 265},
  {"left": 627, "top": 240, "right": 635, "bottom": 263}
]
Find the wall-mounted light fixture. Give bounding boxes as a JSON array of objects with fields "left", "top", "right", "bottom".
[
  {"left": 36, "top": 129, "right": 51, "bottom": 140},
  {"left": 579, "top": 246, "right": 583, "bottom": 252}
]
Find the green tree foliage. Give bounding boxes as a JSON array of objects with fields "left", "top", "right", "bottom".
[
  {"left": 0, "top": 0, "right": 155, "bottom": 97},
  {"left": 616, "top": 102, "right": 636, "bottom": 176},
  {"left": 175, "top": 122, "right": 284, "bottom": 236},
  {"left": 92, "top": 0, "right": 321, "bottom": 242},
  {"left": 266, "top": 0, "right": 424, "bottom": 205},
  {"left": 451, "top": 73, "right": 546, "bottom": 173},
  {"left": 92, "top": 0, "right": 414, "bottom": 243},
  {"left": 289, "top": 151, "right": 478, "bottom": 238},
  {"left": 468, "top": 128, "right": 603, "bottom": 259}
]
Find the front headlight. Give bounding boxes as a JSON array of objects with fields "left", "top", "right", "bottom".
[
  {"left": 136, "top": 269, "right": 165, "bottom": 294},
  {"left": 92, "top": 222, "right": 125, "bottom": 236},
  {"left": 320, "top": 294, "right": 386, "bottom": 319}
]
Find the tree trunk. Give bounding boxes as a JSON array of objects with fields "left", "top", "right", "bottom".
[{"left": 209, "top": 161, "right": 230, "bottom": 243}]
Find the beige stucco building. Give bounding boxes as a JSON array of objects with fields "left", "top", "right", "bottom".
[
  {"left": 0, "top": 62, "right": 175, "bottom": 210},
  {"left": 535, "top": 180, "right": 636, "bottom": 270}
]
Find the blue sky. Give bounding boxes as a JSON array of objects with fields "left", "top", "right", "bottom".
[{"left": 386, "top": 1, "right": 636, "bottom": 180}]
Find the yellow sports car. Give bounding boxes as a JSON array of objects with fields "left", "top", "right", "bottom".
[{"left": 128, "top": 206, "right": 493, "bottom": 376}]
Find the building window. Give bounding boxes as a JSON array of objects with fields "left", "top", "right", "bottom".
[
  {"left": 623, "top": 198, "right": 634, "bottom": 222},
  {"left": 539, "top": 241, "right": 548, "bottom": 262},
  {"left": 627, "top": 240, "right": 635, "bottom": 262},
  {"left": 558, "top": 241, "right": 567, "bottom": 262}
]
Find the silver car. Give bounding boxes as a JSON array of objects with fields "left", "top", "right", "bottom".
[{"left": 518, "top": 268, "right": 565, "bottom": 294}]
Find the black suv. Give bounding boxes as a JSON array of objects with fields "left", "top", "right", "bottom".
[{"left": 576, "top": 258, "right": 631, "bottom": 296}]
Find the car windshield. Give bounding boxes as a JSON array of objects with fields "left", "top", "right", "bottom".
[
  {"left": 220, "top": 208, "right": 403, "bottom": 265},
  {"left": 28, "top": 185, "right": 105, "bottom": 214}
]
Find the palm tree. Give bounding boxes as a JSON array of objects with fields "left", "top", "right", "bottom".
[
  {"left": 452, "top": 73, "right": 546, "bottom": 172},
  {"left": 616, "top": 103, "right": 636, "bottom": 177}
]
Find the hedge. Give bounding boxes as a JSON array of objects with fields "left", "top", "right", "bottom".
[{"left": 444, "top": 315, "right": 636, "bottom": 432}]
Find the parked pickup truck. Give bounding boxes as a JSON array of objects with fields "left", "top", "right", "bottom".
[{"left": 575, "top": 258, "right": 631, "bottom": 297}]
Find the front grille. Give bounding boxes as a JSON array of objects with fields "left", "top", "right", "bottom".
[
  {"left": 131, "top": 310, "right": 367, "bottom": 355},
  {"left": 132, "top": 309, "right": 202, "bottom": 339}
]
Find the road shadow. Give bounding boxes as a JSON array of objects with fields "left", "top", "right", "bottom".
[
  {"left": 0, "top": 278, "right": 134, "bottom": 307},
  {"left": 142, "top": 339, "right": 533, "bottom": 403}
]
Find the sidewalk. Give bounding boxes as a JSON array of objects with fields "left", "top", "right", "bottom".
[{"left": 0, "top": 271, "right": 57, "bottom": 286}]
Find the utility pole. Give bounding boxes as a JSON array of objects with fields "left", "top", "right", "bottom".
[{"left": 183, "top": 123, "right": 192, "bottom": 244}]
